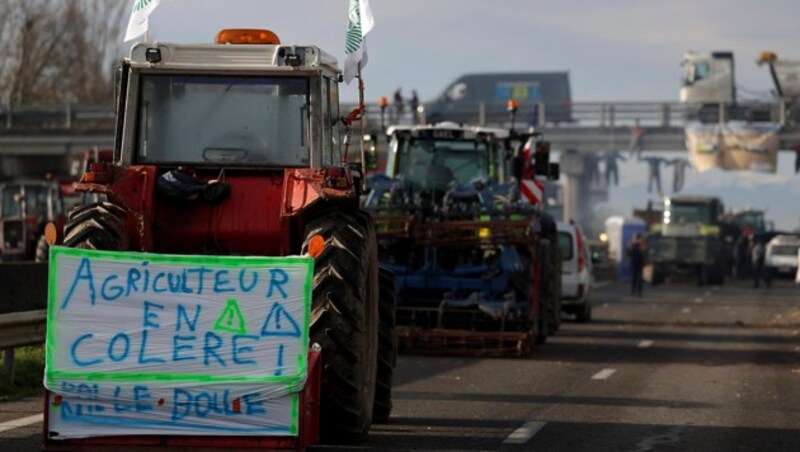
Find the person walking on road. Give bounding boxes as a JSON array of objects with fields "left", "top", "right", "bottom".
[
  {"left": 750, "top": 237, "right": 767, "bottom": 288},
  {"left": 627, "top": 233, "right": 645, "bottom": 297}
]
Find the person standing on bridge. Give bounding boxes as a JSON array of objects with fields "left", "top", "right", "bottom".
[
  {"left": 409, "top": 90, "right": 420, "bottom": 124},
  {"left": 627, "top": 233, "right": 645, "bottom": 297}
]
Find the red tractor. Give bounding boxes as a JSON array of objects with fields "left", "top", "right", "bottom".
[
  {"left": 53, "top": 29, "right": 394, "bottom": 444},
  {"left": 0, "top": 179, "right": 66, "bottom": 262}
]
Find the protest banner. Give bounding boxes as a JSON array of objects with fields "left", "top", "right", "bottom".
[
  {"left": 685, "top": 122, "right": 781, "bottom": 173},
  {"left": 44, "top": 247, "right": 312, "bottom": 439}
]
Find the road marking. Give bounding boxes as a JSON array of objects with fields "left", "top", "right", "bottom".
[
  {"left": 503, "top": 421, "right": 547, "bottom": 444},
  {"left": 0, "top": 414, "right": 43, "bottom": 434},
  {"left": 681, "top": 307, "right": 691, "bottom": 314},
  {"left": 591, "top": 368, "right": 617, "bottom": 380},
  {"left": 638, "top": 340, "right": 654, "bottom": 348}
]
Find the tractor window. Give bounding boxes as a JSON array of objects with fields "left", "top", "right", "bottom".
[
  {"left": 667, "top": 202, "right": 713, "bottom": 224},
  {"left": 1, "top": 187, "right": 21, "bottom": 217},
  {"left": 322, "top": 77, "right": 342, "bottom": 166},
  {"left": 137, "top": 75, "right": 309, "bottom": 166},
  {"left": 396, "top": 138, "right": 489, "bottom": 189},
  {"left": 25, "top": 186, "right": 49, "bottom": 218}
]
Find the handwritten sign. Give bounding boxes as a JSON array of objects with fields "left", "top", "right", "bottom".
[{"left": 45, "top": 247, "right": 312, "bottom": 439}]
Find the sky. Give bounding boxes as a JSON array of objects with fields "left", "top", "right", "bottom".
[{"left": 145, "top": 0, "right": 800, "bottom": 230}]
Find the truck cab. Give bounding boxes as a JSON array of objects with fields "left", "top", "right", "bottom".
[{"left": 680, "top": 51, "right": 735, "bottom": 104}]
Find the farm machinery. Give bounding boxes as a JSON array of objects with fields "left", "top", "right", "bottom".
[
  {"left": 364, "top": 123, "right": 560, "bottom": 355},
  {"left": 43, "top": 28, "right": 394, "bottom": 447}
]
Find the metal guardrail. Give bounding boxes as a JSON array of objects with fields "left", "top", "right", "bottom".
[
  {"left": 0, "top": 309, "right": 47, "bottom": 383},
  {"left": 1, "top": 100, "right": 795, "bottom": 134},
  {"left": 345, "top": 99, "right": 796, "bottom": 129}
]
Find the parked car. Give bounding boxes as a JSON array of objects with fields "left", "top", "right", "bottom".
[
  {"left": 557, "top": 221, "right": 594, "bottom": 322},
  {"left": 765, "top": 234, "right": 800, "bottom": 279}
]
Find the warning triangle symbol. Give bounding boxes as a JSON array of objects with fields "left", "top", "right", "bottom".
[
  {"left": 260, "top": 302, "right": 302, "bottom": 338},
  {"left": 213, "top": 299, "right": 248, "bottom": 334}
]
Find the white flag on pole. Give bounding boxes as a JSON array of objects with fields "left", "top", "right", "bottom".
[
  {"left": 124, "top": 0, "right": 163, "bottom": 42},
  {"left": 344, "top": 0, "right": 375, "bottom": 84}
]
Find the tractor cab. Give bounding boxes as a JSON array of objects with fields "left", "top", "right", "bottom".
[
  {"left": 78, "top": 29, "right": 359, "bottom": 255},
  {"left": 382, "top": 123, "right": 556, "bottom": 189},
  {"left": 384, "top": 124, "right": 512, "bottom": 192},
  {"left": 0, "top": 180, "right": 63, "bottom": 261}
]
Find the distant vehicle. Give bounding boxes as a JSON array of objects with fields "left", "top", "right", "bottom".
[
  {"left": 0, "top": 180, "right": 65, "bottom": 262},
  {"left": 765, "top": 235, "right": 800, "bottom": 278},
  {"left": 424, "top": 72, "right": 572, "bottom": 125},
  {"left": 680, "top": 51, "right": 736, "bottom": 104},
  {"left": 557, "top": 221, "right": 593, "bottom": 322},
  {"left": 648, "top": 196, "right": 732, "bottom": 285},
  {"left": 680, "top": 50, "right": 800, "bottom": 123}
]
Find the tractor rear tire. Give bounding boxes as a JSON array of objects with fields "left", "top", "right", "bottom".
[
  {"left": 63, "top": 202, "right": 128, "bottom": 251},
  {"left": 372, "top": 268, "right": 397, "bottom": 424},
  {"left": 302, "top": 210, "right": 379, "bottom": 443},
  {"left": 34, "top": 235, "right": 49, "bottom": 262}
]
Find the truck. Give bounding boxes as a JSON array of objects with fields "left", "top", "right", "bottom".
[
  {"left": 648, "top": 196, "right": 732, "bottom": 285},
  {"left": 363, "top": 122, "right": 561, "bottom": 355},
  {"left": 43, "top": 28, "right": 393, "bottom": 447},
  {"left": 423, "top": 72, "right": 573, "bottom": 126},
  {"left": 680, "top": 50, "right": 800, "bottom": 124}
]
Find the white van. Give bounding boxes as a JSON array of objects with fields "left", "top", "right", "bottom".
[
  {"left": 765, "top": 235, "right": 800, "bottom": 278},
  {"left": 557, "top": 221, "right": 593, "bottom": 322}
]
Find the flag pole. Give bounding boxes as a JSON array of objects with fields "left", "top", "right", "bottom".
[{"left": 358, "top": 62, "right": 366, "bottom": 179}]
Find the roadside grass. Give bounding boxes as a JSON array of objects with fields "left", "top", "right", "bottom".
[{"left": 0, "top": 346, "right": 45, "bottom": 402}]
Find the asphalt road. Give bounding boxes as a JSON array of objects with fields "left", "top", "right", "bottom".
[{"left": 2, "top": 278, "right": 799, "bottom": 451}]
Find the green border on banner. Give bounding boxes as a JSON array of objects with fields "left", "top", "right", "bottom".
[{"left": 45, "top": 246, "right": 313, "bottom": 386}]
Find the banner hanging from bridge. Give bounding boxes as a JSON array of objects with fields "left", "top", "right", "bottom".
[
  {"left": 44, "top": 247, "right": 312, "bottom": 439},
  {"left": 684, "top": 122, "right": 781, "bottom": 173}
]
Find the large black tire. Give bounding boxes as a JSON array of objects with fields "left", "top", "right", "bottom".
[
  {"left": 372, "top": 268, "right": 396, "bottom": 424},
  {"left": 63, "top": 202, "right": 128, "bottom": 251},
  {"left": 34, "top": 235, "right": 49, "bottom": 262},
  {"left": 302, "top": 210, "right": 379, "bottom": 443}
]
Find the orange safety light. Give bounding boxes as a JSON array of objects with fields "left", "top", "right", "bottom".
[
  {"left": 507, "top": 99, "right": 519, "bottom": 112},
  {"left": 379, "top": 96, "right": 389, "bottom": 107},
  {"left": 307, "top": 234, "right": 326, "bottom": 259},
  {"left": 215, "top": 29, "right": 281, "bottom": 45}
]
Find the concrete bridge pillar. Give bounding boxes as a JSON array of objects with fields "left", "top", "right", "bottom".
[{"left": 560, "top": 150, "right": 587, "bottom": 225}]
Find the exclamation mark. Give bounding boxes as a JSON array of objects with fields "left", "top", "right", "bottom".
[{"left": 274, "top": 344, "right": 285, "bottom": 376}]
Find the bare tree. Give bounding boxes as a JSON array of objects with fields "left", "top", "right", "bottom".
[{"left": 0, "top": 0, "right": 127, "bottom": 106}]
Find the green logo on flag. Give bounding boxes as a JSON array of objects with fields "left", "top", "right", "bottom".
[{"left": 346, "top": 0, "right": 363, "bottom": 55}]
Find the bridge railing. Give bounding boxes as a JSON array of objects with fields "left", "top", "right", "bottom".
[
  {"left": 344, "top": 100, "right": 794, "bottom": 130},
  {"left": 0, "top": 100, "right": 794, "bottom": 134}
]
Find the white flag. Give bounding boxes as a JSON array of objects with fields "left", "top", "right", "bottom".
[
  {"left": 344, "top": 0, "right": 375, "bottom": 84},
  {"left": 124, "top": 0, "right": 163, "bottom": 42}
]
